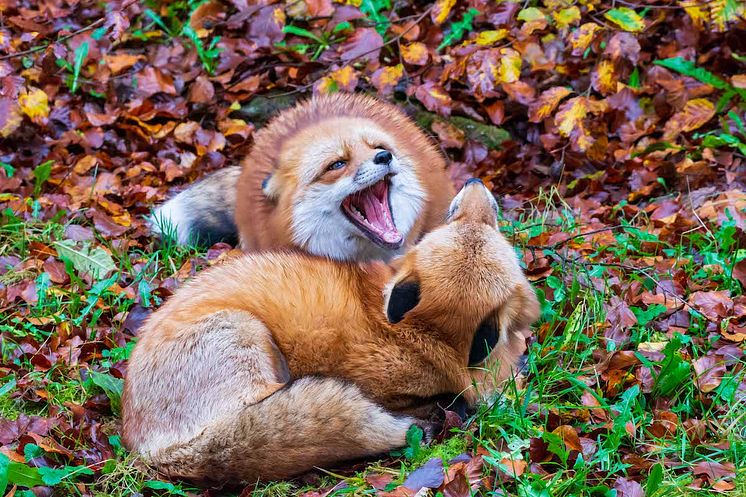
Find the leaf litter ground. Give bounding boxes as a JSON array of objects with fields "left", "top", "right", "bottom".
[{"left": 0, "top": 0, "right": 745, "bottom": 496}]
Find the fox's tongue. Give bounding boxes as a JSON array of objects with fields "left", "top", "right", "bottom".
[{"left": 357, "top": 189, "right": 401, "bottom": 244}]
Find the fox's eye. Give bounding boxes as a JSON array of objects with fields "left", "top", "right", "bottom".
[{"left": 327, "top": 160, "right": 346, "bottom": 171}]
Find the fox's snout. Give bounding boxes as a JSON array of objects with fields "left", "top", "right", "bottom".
[
  {"left": 447, "top": 179, "right": 499, "bottom": 227},
  {"left": 373, "top": 150, "right": 393, "bottom": 165}
]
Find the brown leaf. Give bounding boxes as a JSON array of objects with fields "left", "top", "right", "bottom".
[
  {"left": 732, "top": 259, "right": 746, "bottom": 289},
  {"left": 552, "top": 425, "right": 582, "bottom": 452},
  {"left": 340, "top": 28, "right": 383, "bottom": 63},
  {"left": 692, "top": 461, "right": 735, "bottom": 481},
  {"left": 188, "top": 75, "right": 215, "bottom": 104},
  {"left": 414, "top": 82, "right": 452, "bottom": 116},
  {"left": 692, "top": 355, "right": 726, "bottom": 393},
  {"left": 135, "top": 67, "right": 177, "bottom": 98},
  {"left": 688, "top": 290, "right": 733, "bottom": 321},
  {"left": 43, "top": 258, "right": 69, "bottom": 284},
  {"left": 529, "top": 87, "right": 572, "bottom": 123},
  {"left": 432, "top": 120, "right": 465, "bottom": 148},
  {"left": 366, "top": 473, "right": 393, "bottom": 490},
  {"left": 104, "top": 53, "right": 144, "bottom": 74},
  {"left": 663, "top": 99, "right": 716, "bottom": 140},
  {"left": 614, "top": 477, "right": 643, "bottom": 497}
]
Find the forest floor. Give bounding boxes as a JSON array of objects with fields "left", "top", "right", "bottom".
[{"left": 1, "top": 0, "right": 745, "bottom": 496}]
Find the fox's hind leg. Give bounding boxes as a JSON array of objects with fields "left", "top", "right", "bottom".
[
  {"left": 123, "top": 310, "right": 290, "bottom": 455},
  {"left": 151, "top": 377, "right": 425, "bottom": 484}
]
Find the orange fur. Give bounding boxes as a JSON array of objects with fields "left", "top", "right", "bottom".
[{"left": 123, "top": 181, "right": 539, "bottom": 484}]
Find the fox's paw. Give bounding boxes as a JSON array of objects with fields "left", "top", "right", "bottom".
[{"left": 411, "top": 419, "right": 442, "bottom": 444}]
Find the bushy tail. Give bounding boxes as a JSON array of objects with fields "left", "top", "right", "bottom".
[
  {"left": 149, "top": 166, "right": 242, "bottom": 246},
  {"left": 149, "top": 377, "right": 417, "bottom": 485}
]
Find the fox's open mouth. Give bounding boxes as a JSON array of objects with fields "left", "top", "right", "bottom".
[{"left": 341, "top": 178, "right": 403, "bottom": 249}]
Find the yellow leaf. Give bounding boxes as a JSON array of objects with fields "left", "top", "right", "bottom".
[
  {"left": 517, "top": 7, "right": 546, "bottom": 22},
  {"left": 332, "top": 66, "right": 356, "bottom": 88},
  {"left": 19, "top": 87, "right": 49, "bottom": 124},
  {"left": 379, "top": 64, "right": 403, "bottom": 85},
  {"left": 569, "top": 23, "right": 601, "bottom": 56},
  {"left": 272, "top": 7, "right": 286, "bottom": 26},
  {"left": 592, "top": 60, "right": 617, "bottom": 95},
  {"left": 528, "top": 87, "right": 572, "bottom": 123},
  {"left": 401, "top": 42, "right": 428, "bottom": 65},
  {"left": 498, "top": 48, "right": 522, "bottom": 84},
  {"left": 474, "top": 30, "right": 508, "bottom": 46},
  {"left": 372, "top": 65, "right": 404, "bottom": 95},
  {"left": 556, "top": 97, "right": 588, "bottom": 138},
  {"left": 679, "top": 0, "right": 710, "bottom": 30},
  {"left": 553, "top": 6, "right": 581, "bottom": 28},
  {"left": 316, "top": 66, "right": 359, "bottom": 94},
  {"left": 432, "top": 0, "right": 456, "bottom": 24}
]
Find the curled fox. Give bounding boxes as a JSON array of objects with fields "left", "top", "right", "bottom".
[
  {"left": 123, "top": 180, "right": 539, "bottom": 484},
  {"left": 150, "top": 93, "right": 454, "bottom": 261}
]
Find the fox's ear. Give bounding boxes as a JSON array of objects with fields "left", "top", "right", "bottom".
[
  {"left": 496, "top": 281, "right": 540, "bottom": 344},
  {"left": 262, "top": 173, "right": 282, "bottom": 200},
  {"left": 469, "top": 314, "right": 499, "bottom": 366},
  {"left": 385, "top": 274, "right": 420, "bottom": 324}
]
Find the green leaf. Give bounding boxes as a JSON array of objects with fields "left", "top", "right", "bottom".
[
  {"left": 282, "top": 25, "right": 325, "bottom": 45},
  {"left": 6, "top": 462, "right": 44, "bottom": 489},
  {"left": 437, "top": 8, "right": 479, "bottom": 51},
  {"left": 88, "top": 370, "right": 124, "bottom": 414},
  {"left": 702, "top": 133, "right": 746, "bottom": 156},
  {"left": 38, "top": 465, "right": 94, "bottom": 486},
  {"left": 23, "top": 444, "right": 43, "bottom": 463},
  {"left": 71, "top": 41, "right": 89, "bottom": 94},
  {"left": 360, "top": 0, "right": 391, "bottom": 35},
  {"left": 0, "top": 376, "right": 16, "bottom": 396},
  {"left": 646, "top": 463, "right": 663, "bottom": 497},
  {"left": 53, "top": 240, "right": 117, "bottom": 279},
  {"left": 404, "top": 424, "right": 423, "bottom": 460},
  {"left": 143, "top": 480, "right": 189, "bottom": 496},
  {"left": 604, "top": 8, "right": 645, "bottom": 32},
  {"left": 628, "top": 67, "right": 640, "bottom": 88},
  {"left": 630, "top": 304, "right": 666, "bottom": 326},
  {"left": 727, "top": 110, "right": 746, "bottom": 137},
  {"left": 1, "top": 161, "right": 14, "bottom": 178},
  {"left": 653, "top": 57, "right": 730, "bottom": 90},
  {"left": 333, "top": 21, "right": 352, "bottom": 33},
  {"left": 654, "top": 338, "right": 691, "bottom": 396},
  {"left": 0, "top": 453, "right": 8, "bottom": 496},
  {"left": 32, "top": 160, "right": 53, "bottom": 197}
]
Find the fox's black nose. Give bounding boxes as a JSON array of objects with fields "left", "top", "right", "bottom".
[
  {"left": 374, "top": 150, "right": 393, "bottom": 165},
  {"left": 465, "top": 178, "right": 483, "bottom": 186}
]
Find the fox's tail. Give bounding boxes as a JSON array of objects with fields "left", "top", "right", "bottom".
[
  {"left": 149, "top": 166, "right": 242, "bottom": 246},
  {"left": 148, "top": 377, "right": 418, "bottom": 484}
]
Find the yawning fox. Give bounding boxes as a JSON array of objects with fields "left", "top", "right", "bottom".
[
  {"left": 125, "top": 180, "right": 539, "bottom": 484},
  {"left": 151, "top": 93, "right": 455, "bottom": 261}
]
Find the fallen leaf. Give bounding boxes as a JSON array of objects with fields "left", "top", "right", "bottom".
[
  {"left": 401, "top": 42, "right": 428, "bottom": 65},
  {"left": 19, "top": 87, "right": 50, "bottom": 124}
]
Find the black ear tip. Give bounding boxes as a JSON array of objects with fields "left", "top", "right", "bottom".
[
  {"left": 386, "top": 281, "right": 420, "bottom": 324},
  {"left": 465, "top": 178, "right": 483, "bottom": 186}
]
